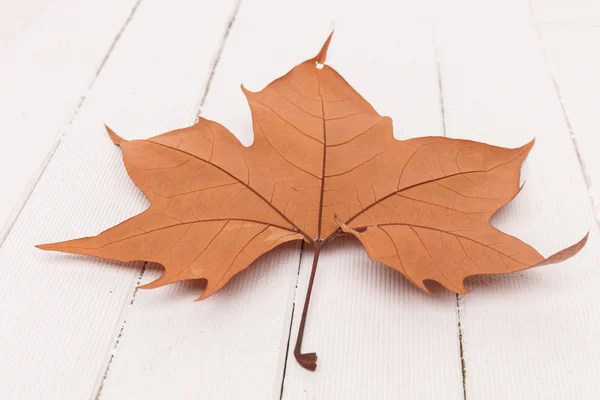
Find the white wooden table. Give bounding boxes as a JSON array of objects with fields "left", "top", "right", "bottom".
[{"left": 1, "top": 1, "right": 599, "bottom": 399}]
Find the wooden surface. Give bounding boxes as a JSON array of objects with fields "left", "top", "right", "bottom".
[{"left": 0, "top": 0, "right": 598, "bottom": 399}]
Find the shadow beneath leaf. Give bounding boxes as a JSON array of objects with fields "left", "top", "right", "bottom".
[
  {"left": 322, "top": 234, "right": 455, "bottom": 306},
  {"left": 462, "top": 271, "right": 545, "bottom": 295}
]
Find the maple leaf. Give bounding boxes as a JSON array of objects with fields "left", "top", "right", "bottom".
[{"left": 38, "top": 33, "right": 587, "bottom": 371}]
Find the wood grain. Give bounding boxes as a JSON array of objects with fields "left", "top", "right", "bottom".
[
  {"left": 0, "top": 0, "right": 139, "bottom": 239},
  {"left": 1, "top": 0, "right": 599, "bottom": 399},
  {"left": 280, "top": 5, "right": 465, "bottom": 399},
  {"left": 0, "top": 0, "right": 239, "bottom": 398},
  {"left": 436, "top": 1, "right": 600, "bottom": 398}
]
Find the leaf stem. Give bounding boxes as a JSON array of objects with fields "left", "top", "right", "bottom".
[{"left": 294, "top": 242, "right": 321, "bottom": 371}]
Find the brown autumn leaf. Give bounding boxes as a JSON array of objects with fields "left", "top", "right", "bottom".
[{"left": 38, "top": 33, "right": 587, "bottom": 370}]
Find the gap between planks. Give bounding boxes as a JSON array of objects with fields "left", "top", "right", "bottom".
[
  {"left": 0, "top": 0, "right": 143, "bottom": 249},
  {"left": 279, "top": 241, "right": 306, "bottom": 400},
  {"left": 438, "top": 5, "right": 600, "bottom": 400},
  {"left": 276, "top": 25, "right": 470, "bottom": 399},
  {"left": 92, "top": 1, "right": 244, "bottom": 397},
  {"left": 194, "top": 0, "right": 243, "bottom": 118},
  {"left": 434, "top": 27, "right": 468, "bottom": 400},
  {"left": 528, "top": 0, "right": 600, "bottom": 229},
  {"left": 12, "top": 3, "right": 593, "bottom": 397},
  {"left": 94, "top": 263, "right": 147, "bottom": 400}
]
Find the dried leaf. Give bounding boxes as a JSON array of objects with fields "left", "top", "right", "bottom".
[{"left": 39, "top": 34, "right": 586, "bottom": 304}]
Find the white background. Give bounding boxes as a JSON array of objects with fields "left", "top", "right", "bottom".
[{"left": 0, "top": 0, "right": 598, "bottom": 399}]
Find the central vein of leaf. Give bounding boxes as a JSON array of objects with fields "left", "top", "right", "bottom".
[{"left": 316, "top": 69, "right": 327, "bottom": 242}]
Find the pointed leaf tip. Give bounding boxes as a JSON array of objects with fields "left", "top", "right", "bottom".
[
  {"left": 314, "top": 30, "right": 334, "bottom": 65},
  {"left": 36, "top": 243, "right": 57, "bottom": 251},
  {"left": 196, "top": 291, "right": 211, "bottom": 302},
  {"left": 197, "top": 283, "right": 216, "bottom": 301},
  {"left": 539, "top": 232, "right": 589, "bottom": 267},
  {"left": 523, "top": 137, "right": 535, "bottom": 153},
  {"left": 105, "top": 124, "right": 125, "bottom": 145},
  {"left": 240, "top": 83, "right": 253, "bottom": 97}
]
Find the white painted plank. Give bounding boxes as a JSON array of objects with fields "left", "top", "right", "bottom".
[
  {"left": 99, "top": 245, "right": 302, "bottom": 399},
  {"left": 0, "top": 1, "right": 238, "bottom": 399},
  {"left": 0, "top": 0, "right": 138, "bottom": 237},
  {"left": 435, "top": 6, "right": 600, "bottom": 399},
  {"left": 95, "top": 1, "right": 315, "bottom": 397},
  {"left": 269, "top": 3, "right": 464, "bottom": 399},
  {"left": 284, "top": 239, "right": 463, "bottom": 400},
  {"left": 76, "top": 1, "right": 312, "bottom": 399},
  {"left": 97, "top": 1, "right": 464, "bottom": 398},
  {"left": 7, "top": 1, "right": 599, "bottom": 399},
  {"left": 0, "top": 0, "right": 59, "bottom": 43},
  {"left": 530, "top": 0, "right": 600, "bottom": 24},
  {"left": 538, "top": 25, "right": 600, "bottom": 220}
]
